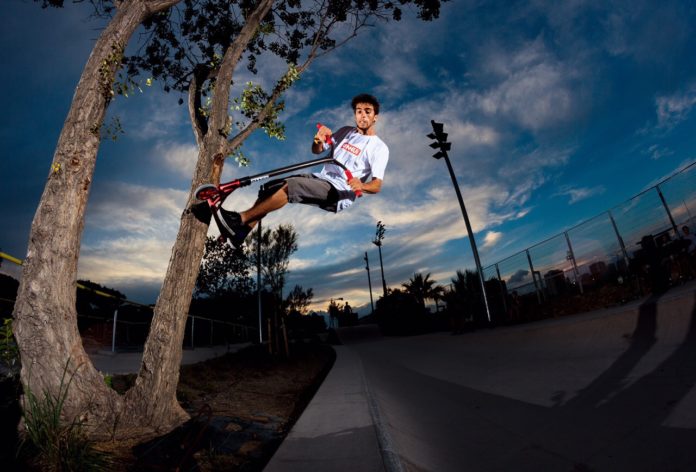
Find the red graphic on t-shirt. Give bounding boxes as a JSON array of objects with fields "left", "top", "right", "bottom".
[{"left": 341, "top": 142, "right": 362, "bottom": 156}]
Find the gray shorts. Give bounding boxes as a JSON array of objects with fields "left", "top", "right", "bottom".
[{"left": 261, "top": 174, "right": 339, "bottom": 212}]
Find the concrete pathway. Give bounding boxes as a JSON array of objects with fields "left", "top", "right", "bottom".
[
  {"left": 88, "top": 343, "right": 250, "bottom": 375},
  {"left": 264, "top": 346, "right": 387, "bottom": 472}
]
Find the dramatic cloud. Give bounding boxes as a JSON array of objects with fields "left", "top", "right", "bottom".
[
  {"left": 79, "top": 237, "right": 174, "bottom": 287},
  {"left": 85, "top": 182, "right": 187, "bottom": 237},
  {"left": 4, "top": 0, "right": 696, "bottom": 311}
]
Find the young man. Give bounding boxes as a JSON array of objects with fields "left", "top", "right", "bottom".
[{"left": 218, "top": 93, "right": 389, "bottom": 247}]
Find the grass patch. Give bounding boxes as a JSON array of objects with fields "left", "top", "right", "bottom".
[{"left": 20, "top": 364, "right": 112, "bottom": 471}]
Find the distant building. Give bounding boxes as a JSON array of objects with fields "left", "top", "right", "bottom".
[
  {"left": 589, "top": 261, "right": 607, "bottom": 280},
  {"left": 544, "top": 269, "right": 567, "bottom": 297}
]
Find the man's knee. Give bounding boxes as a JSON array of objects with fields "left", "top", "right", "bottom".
[{"left": 258, "top": 178, "right": 288, "bottom": 201}]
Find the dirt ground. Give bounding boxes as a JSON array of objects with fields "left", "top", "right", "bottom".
[{"left": 2, "top": 341, "right": 336, "bottom": 471}]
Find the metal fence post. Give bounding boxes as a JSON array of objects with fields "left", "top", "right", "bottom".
[
  {"left": 495, "top": 263, "right": 508, "bottom": 315},
  {"left": 564, "top": 232, "right": 584, "bottom": 294},
  {"left": 257, "top": 218, "right": 263, "bottom": 344},
  {"left": 656, "top": 184, "right": 681, "bottom": 237},
  {"left": 526, "top": 250, "right": 543, "bottom": 304},
  {"left": 608, "top": 210, "right": 631, "bottom": 270},
  {"left": 111, "top": 306, "right": 119, "bottom": 353}
]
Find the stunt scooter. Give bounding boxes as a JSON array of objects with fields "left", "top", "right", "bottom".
[{"left": 194, "top": 124, "right": 360, "bottom": 244}]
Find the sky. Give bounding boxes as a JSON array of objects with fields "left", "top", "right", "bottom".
[{"left": 2, "top": 0, "right": 696, "bottom": 314}]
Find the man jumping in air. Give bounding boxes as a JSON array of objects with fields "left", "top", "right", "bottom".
[{"left": 217, "top": 93, "right": 389, "bottom": 247}]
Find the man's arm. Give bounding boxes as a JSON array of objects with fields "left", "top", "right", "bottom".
[
  {"left": 312, "top": 125, "right": 332, "bottom": 154},
  {"left": 348, "top": 177, "right": 382, "bottom": 195}
]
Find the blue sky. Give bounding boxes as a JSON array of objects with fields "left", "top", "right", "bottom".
[{"left": 2, "top": 0, "right": 696, "bottom": 312}]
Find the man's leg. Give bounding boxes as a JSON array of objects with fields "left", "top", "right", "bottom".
[{"left": 240, "top": 183, "right": 289, "bottom": 228}]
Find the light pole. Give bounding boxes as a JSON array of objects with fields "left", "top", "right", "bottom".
[
  {"left": 257, "top": 219, "right": 263, "bottom": 344},
  {"left": 364, "top": 252, "right": 375, "bottom": 314},
  {"left": 373, "top": 221, "right": 388, "bottom": 297},
  {"left": 428, "top": 120, "right": 491, "bottom": 324}
]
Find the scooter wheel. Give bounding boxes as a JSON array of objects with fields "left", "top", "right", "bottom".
[{"left": 195, "top": 184, "right": 219, "bottom": 201}]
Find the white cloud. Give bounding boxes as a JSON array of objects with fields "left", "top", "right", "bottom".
[
  {"left": 371, "top": 19, "right": 433, "bottom": 98},
  {"left": 483, "top": 231, "right": 503, "bottom": 248},
  {"left": 154, "top": 142, "right": 199, "bottom": 178},
  {"left": 80, "top": 183, "right": 190, "bottom": 287},
  {"left": 116, "top": 90, "right": 189, "bottom": 141},
  {"left": 655, "top": 84, "right": 696, "bottom": 129},
  {"left": 644, "top": 144, "right": 675, "bottom": 161},
  {"left": 85, "top": 182, "right": 187, "bottom": 237},
  {"left": 554, "top": 185, "right": 606, "bottom": 204},
  {"left": 474, "top": 38, "right": 583, "bottom": 131},
  {"left": 79, "top": 237, "right": 174, "bottom": 286}
]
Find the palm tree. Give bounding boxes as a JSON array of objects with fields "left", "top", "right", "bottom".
[
  {"left": 432, "top": 284, "right": 445, "bottom": 313},
  {"left": 444, "top": 269, "right": 484, "bottom": 317},
  {"left": 402, "top": 272, "right": 444, "bottom": 312}
]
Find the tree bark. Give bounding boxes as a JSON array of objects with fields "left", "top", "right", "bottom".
[
  {"left": 12, "top": 0, "right": 182, "bottom": 440},
  {"left": 120, "top": 0, "right": 275, "bottom": 432}
]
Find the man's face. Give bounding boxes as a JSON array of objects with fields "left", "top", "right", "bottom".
[{"left": 354, "top": 103, "right": 378, "bottom": 133}]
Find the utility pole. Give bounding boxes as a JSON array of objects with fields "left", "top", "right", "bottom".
[
  {"left": 373, "top": 221, "right": 388, "bottom": 297},
  {"left": 428, "top": 120, "right": 491, "bottom": 324},
  {"left": 364, "top": 252, "right": 375, "bottom": 314},
  {"left": 257, "top": 219, "right": 263, "bottom": 344}
]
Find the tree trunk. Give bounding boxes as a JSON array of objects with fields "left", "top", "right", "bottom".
[
  {"left": 121, "top": 0, "right": 275, "bottom": 433},
  {"left": 120, "top": 148, "right": 224, "bottom": 433},
  {"left": 12, "top": 0, "right": 181, "bottom": 440}
]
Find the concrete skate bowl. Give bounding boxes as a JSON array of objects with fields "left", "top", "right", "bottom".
[{"left": 346, "top": 288, "right": 696, "bottom": 471}]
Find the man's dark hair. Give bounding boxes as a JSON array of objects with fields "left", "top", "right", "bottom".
[{"left": 351, "top": 93, "right": 380, "bottom": 115}]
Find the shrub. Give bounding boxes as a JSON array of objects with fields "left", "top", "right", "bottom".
[{"left": 375, "top": 290, "right": 428, "bottom": 335}]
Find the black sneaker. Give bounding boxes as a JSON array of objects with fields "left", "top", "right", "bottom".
[
  {"left": 190, "top": 201, "right": 212, "bottom": 224},
  {"left": 218, "top": 208, "right": 251, "bottom": 248}
]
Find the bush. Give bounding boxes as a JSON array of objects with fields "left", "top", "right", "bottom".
[{"left": 375, "top": 290, "right": 428, "bottom": 335}]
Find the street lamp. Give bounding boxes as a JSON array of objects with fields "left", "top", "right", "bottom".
[
  {"left": 372, "top": 221, "right": 388, "bottom": 297},
  {"left": 428, "top": 120, "right": 491, "bottom": 323},
  {"left": 364, "top": 252, "right": 375, "bottom": 315}
]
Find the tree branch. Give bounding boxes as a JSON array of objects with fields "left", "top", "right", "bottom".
[
  {"left": 223, "top": 5, "right": 364, "bottom": 154},
  {"left": 144, "top": 0, "right": 183, "bottom": 13},
  {"left": 187, "top": 65, "right": 208, "bottom": 147},
  {"left": 208, "top": 0, "right": 275, "bottom": 136}
]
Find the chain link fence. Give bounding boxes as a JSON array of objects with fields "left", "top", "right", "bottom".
[{"left": 482, "top": 161, "right": 696, "bottom": 323}]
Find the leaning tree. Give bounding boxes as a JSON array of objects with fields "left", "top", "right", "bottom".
[
  {"left": 13, "top": 0, "right": 186, "bottom": 440},
  {"left": 118, "top": 0, "right": 446, "bottom": 434},
  {"left": 13, "top": 0, "right": 446, "bottom": 440}
]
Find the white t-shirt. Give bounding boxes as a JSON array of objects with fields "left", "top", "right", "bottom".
[{"left": 314, "top": 127, "right": 389, "bottom": 211}]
